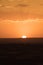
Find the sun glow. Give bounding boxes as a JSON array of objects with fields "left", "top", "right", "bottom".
[{"left": 21, "top": 36, "right": 27, "bottom": 38}]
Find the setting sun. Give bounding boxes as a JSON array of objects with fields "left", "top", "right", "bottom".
[{"left": 21, "top": 36, "right": 27, "bottom": 38}]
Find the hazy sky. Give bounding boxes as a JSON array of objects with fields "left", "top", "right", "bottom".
[
  {"left": 0, "top": 0, "right": 43, "bottom": 19},
  {"left": 0, "top": 0, "right": 43, "bottom": 38}
]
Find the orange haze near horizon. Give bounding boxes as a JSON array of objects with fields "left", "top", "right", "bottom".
[{"left": 0, "top": 19, "right": 43, "bottom": 38}]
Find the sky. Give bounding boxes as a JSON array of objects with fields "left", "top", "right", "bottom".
[{"left": 0, "top": 0, "right": 43, "bottom": 38}]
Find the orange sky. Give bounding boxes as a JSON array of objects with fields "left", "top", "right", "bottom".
[
  {"left": 0, "top": 0, "right": 43, "bottom": 38},
  {"left": 0, "top": 19, "right": 43, "bottom": 38}
]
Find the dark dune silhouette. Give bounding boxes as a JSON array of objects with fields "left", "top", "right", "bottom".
[{"left": 0, "top": 38, "right": 43, "bottom": 65}]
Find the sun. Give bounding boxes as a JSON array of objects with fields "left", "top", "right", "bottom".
[{"left": 21, "top": 35, "right": 27, "bottom": 38}]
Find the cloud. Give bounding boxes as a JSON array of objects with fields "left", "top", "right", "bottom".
[
  {"left": 40, "top": 4, "right": 43, "bottom": 6},
  {"left": 5, "top": 6, "right": 13, "bottom": 8},
  {"left": 0, "top": 4, "right": 5, "bottom": 7},
  {"left": 0, "top": 4, "right": 14, "bottom": 8},
  {"left": 0, "top": 18, "right": 43, "bottom": 24},
  {"left": 16, "top": 4, "right": 28, "bottom": 7},
  {"left": 8, "top": 0, "right": 14, "bottom": 2},
  {"left": 0, "top": 4, "right": 2, "bottom": 7}
]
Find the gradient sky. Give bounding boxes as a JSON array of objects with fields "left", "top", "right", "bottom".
[{"left": 0, "top": 0, "right": 43, "bottom": 38}]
